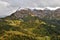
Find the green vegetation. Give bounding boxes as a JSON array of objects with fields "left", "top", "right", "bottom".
[{"left": 0, "top": 15, "right": 60, "bottom": 40}]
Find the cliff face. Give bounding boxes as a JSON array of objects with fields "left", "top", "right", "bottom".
[{"left": 7, "top": 8, "right": 60, "bottom": 20}]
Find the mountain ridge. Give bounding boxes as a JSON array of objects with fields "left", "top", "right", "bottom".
[
  {"left": 4, "top": 8, "right": 60, "bottom": 20},
  {"left": 0, "top": 8, "right": 60, "bottom": 40}
]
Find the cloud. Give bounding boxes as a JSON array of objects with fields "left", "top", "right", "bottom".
[
  {"left": 0, "top": 0, "right": 11, "bottom": 16},
  {"left": 0, "top": 1, "right": 10, "bottom": 7},
  {"left": 0, "top": 0, "right": 19, "bottom": 17},
  {"left": 0, "top": 0, "right": 60, "bottom": 17},
  {"left": 19, "top": 0, "right": 60, "bottom": 8}
]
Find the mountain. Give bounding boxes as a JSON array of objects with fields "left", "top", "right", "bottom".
[
  {"left": 0, "top": 8, "right": 60, "bottom": 40},
  {"left": 5, "top": 8, "right": 60, "bottom": 20}
]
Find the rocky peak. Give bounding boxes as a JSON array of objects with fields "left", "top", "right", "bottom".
[{"left": 6, "top": 8, "right": 60, "bottom": 20}]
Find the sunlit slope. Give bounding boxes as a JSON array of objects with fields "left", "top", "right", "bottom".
[{"left": 0, "top": 15, "right": 60, "bottom": 40}]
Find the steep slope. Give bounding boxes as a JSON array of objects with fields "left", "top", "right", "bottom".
[
  {"left": 5, "top": 8, "right": 60, "bottom": 20},
  {"left": 0, "top": 8, "right": 60, "bottom": 40}
]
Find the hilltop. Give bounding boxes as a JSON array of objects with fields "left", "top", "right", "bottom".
[
  {"left": 0, "top": 8, "right": 60, "bottom": 40},
  {"left": 5, "top": 8, "right": 60, "bottom": 20}
]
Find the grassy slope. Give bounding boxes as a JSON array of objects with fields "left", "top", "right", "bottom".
[{"left": 0, "top": 15, "right": 60, "bottom": 40}]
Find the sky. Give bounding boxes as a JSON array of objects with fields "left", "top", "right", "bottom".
[
  {"left": 0, "top": 0, "right": 60, "bottom": 17},
  {"left": 0, "top": 0, "right": 20, "bottom": 17},
  {"left": 20, "top": 0, "right": 60, "bottom": 8}
]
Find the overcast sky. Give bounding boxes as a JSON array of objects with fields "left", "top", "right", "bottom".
[
  {"left": 0, "top": 0, "right": 60, "bottom": 17},
  {"left": 20, "top": 0, "right": 60, "bottom": 8}
]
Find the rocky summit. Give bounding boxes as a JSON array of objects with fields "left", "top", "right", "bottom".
[
  {"left": 0, "top": 8, "right": 60, "bottom": 40},
  {"left": 6, "top": 8, "right": 60, "bottom": 20}
]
